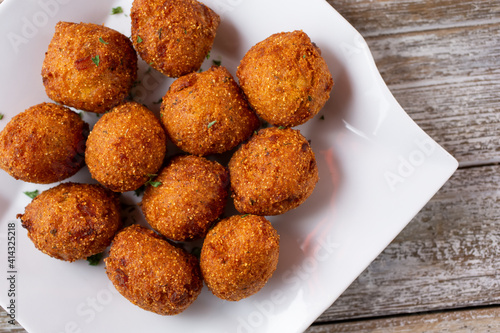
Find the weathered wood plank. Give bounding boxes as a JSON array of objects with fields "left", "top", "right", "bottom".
[
  {"left": 0, "top": 311, "right": 25, "bottom": 333},
  {"left": 366, "top": 23, "right": 500, "bottom": 165},
  {"left": 315, "top": 165, "right": 500, "bottom": 322},
  {"left": 327, "top": 0, "right": 500, "bottom": 165},
  {"left": 307, "top": 306, "right": 500, "bottom": 333},
  {"left": 327, "top": 0, "right": 500, "bottom": 37}
]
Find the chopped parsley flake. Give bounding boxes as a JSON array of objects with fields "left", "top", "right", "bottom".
[
  {"left": 278, "top": 126, "right": 285, "bottom": 129},
  {"left": 91, "top": 55, "right": 100, "bottom": 66},
  {"left": 212, "top": 59, "right": 221, "bottom": 66},
  {"left": 87, "top": 252, "right": 104, "bottom": 266},
  {"left": 320, "top": 115, "right": 325, "bottom": 120},
  {"left": 137, "top": 36, "right": 143, "bottom": 43},
  {"left": 241, "top": 214, "right": 250, "bottom": 218},
  {"left": 145, "top": 174, "right": 161, "bottom": 187},
  {"left": 207, "top": 120, "right": 217, "bottom": 128},
  {"left": 147, "top": 180, "right": 162, "bottom": 187},
  {"left": 111, "top": 6, "right": 123, "bottom": 15},
  {"left": 0, "top": 113, "right": 4, "bottom": 120},
  {"left": 206, "top": 51, "right": 211, "bottom": 60},
  {"left": 24, "top": 190, "right": 39, "bottom": 199},
  {"left": 98, "top": 37, "right": 109, "bottom": 44}
]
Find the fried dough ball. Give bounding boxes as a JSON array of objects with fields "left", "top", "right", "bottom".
[
  {"left": 228, "top": 127, "right": 318, "bottom": 216},
  {"left": 42, "top": 21, "right": 137, "bottom": 113},
  {"left": 141, "top": 155, "right": 228, "bottom": 241},
  {"left": 200, "top": 214, "right": 279, "bottom": 301},
  {"left": 131, "top": 0, "right": 220, "bottom": 78},
  {"left": 85, "top": 101, "right": 167, "bottom": 192},
  {"left": 160, "top": 66, "right": 260, "bottom": 155},
  {"left": 17, "top": 182, "right": 121, "bottom": 262},
  {"left": 237, "top": 30, "right": 334, "bottom": 127},
  {"left": 105, "top": 225, "right": 203, "bottom": 315},
  {"left": 0, "top": 102, "right": 88, "bottom": 184}
]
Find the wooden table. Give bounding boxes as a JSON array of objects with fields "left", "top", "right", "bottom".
[{"left": 1, "top": 0, "right": 500, "bottom": 332}]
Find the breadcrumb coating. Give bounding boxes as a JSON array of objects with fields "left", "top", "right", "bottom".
[
  {"left": 131, "top": 0, "right": 220, "bottom": 77},
  {"left": 85, "top": 101, "right": 167, "bottom": 192},
  {"left": 160, "top": 66, "right": 260, "bottom": 156},
  {"left": 105, "top": 225, "right": 203, "bottom": 315},
  {"left": 237, "top": 30, "right": 333, "bottom": 127},
  {"left": 228, "top": 127, "right": 318, "bottom": 215},
  {"left": 42, "top": 21, "right": 137, "bottom": 113},
  {"left": 200, "top": 214, "right": 279, "bottom": 301},
  {"left": 0, "top": 102, "right": 88, "bottom": 184},
  {"left": 141, "top": 155, "right": 228, "bottom": 241},
  {"left": 17, "top": 182, "right": 121, "bottom": 262}
]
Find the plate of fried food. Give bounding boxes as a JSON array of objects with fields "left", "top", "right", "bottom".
[{"left": 0, "top": 0, "right": 458, "bottom": 332}]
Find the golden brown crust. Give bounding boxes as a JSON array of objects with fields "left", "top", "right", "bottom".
[
  {"left": 131, "top": 0, "right": 220, "bottom": 77},
  {"left": 0, "top": 102, "right": 88, "bottom": 184},
  {"left": 237, "top": 30, "right": 334, "bottom": 127},
  {"left": 141, "top": 155, "right": 228, "bottom": 241},
  {"left": 228, "top": 127, "right": 318, "bottom": 215},
  {"left": 17, "top": 182, "right": 121, "bottom": 262},
  {"left": 85, "top": 101, "right": 167, "bottom": 193},
  {"left": 200, "top": 214, "right": 279, "bottom": 301},
  {"left": 160, "top": 66, "right": 260, "bottom": 155},
  {"left": 42, "top": 21, "right": 137, "bottom": 113},
  {"left": 105, "top": 225, "right": 203, "bottom": 315}
]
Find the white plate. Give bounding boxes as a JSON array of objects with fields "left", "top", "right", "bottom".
[{"left": 0, "top": 0, "right": 458, "bottom": 332}]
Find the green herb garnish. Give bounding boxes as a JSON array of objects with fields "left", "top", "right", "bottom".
[
  {"left": 278, "top": 126, "right": 285, "bottom": 129},
  {"left": 241, "top": 214, "right": 250, "bottom": 218},
  {"left": 147, "top": 180, "right": 162, "bottom": 187},
  {"left": 212, "top": 59, "right": 221, "bottom": 66},
  {"left": 207, "top": 120, "right": 217, "bottom": 128},
  {"left": 206, "top": 51, "right": 211, "bottom": 60},
  {"left": 137, "top": 36, "right": 143, "bottom": 43},
  {"left": 145, "top": 174, "right": 161, "bottom": 187},
  {"left": 0, "top": 113, "right": 4, "bottom": 120},
  {"left": 87, "top": 252, "right": 104, "bottom": 266},
  {"left": 91, "top": 55, "right": 100, "bottom": 66},
  {"left": 111, "top": 6, "right": 123, "bottom": 15},
  {"left": 320, "top": 115, "right": 325, "bottom": 120},
  {"left": 24, "top": 190, "right": 39, "bottom": 199},
  {"left": 98, "top": 37, "right": 109, "bottom": 45}
]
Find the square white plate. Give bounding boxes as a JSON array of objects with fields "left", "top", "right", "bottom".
[{"left": 0, "top": 0, "right": 458, "bottom": 332}]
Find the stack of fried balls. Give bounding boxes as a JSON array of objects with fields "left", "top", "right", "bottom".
[{"left": 1, "top": 0, "right": 333, "bottom": 316}]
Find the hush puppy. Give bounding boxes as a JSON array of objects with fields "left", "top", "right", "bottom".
[
  {"left": 105, "top": 225, "right": 203, "bottom": 315},
  {"left": 200, "top": 214, "right": 279, "bottom": 301},
  {"left": 17, "top": 182, "right": 121, "bottom": 262},
  {"left": 42, "top": 21, "right": 137, "bottom": 113},
  {"left": 141, "top": 155, "right": 228, "bottom": 241},
  {"left": 0, "top": 102, "right": 88, "bottom": 184},
  {"left": 160, "top": 66, "right": 260, "bottom": 155},
  {"left": 131, "top": 0, "right": 220, "bottom": 77},
  {"left": 228, "top": 127, "right": 318, "bottom": 216},
  {"left": 85, "top": 101, "right": 167, "bottom": 192},
  {"left": 237, "top": 30, "right": 334, "bottom": 127}
]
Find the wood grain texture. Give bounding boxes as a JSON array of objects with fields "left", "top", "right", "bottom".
[
  {"left": 368, "top": 24, "right": 500, "bottom": 165},
  {"left": 328, "top": 0, "right": 500, "bottom": 37},
  {"left": 328, "top": 0, "right": 500, "bottom": 166},
  {"left": 306, "top": 306, "right": 500, "bottom": 333},
  {"left": 315, "top": 165, "right": 500, "bottom": 322},
  {"left": 0, "top": 311, "right": 24, "bottom": 333}
]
